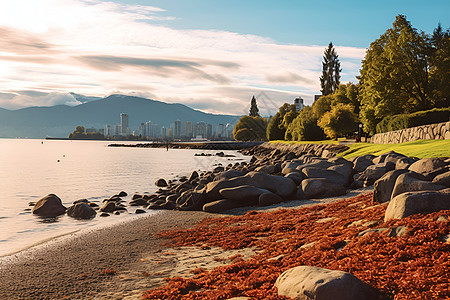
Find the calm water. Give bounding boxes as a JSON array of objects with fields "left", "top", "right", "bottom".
[{"left": 0, "top": 139, "right": 248, "bottom": 257}]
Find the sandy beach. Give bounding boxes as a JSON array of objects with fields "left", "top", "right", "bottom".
[{"left": 0, "top": 188, "right": 373, "bottom": 300}]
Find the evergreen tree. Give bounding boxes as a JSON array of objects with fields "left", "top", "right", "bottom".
[
  {"left": 249, "top": 96, "right": 260, "bottom": 117},
  {"left": 320, "top": 42, "right": 341, "bottom": 95}
]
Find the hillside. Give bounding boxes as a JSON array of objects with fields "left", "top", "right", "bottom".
[{"left": 0, "top": 95, "right": 240, "bottom": 138}]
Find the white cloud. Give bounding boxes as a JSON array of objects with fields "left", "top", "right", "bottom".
[
  {"left": 0, "top": 0, "right": 366, "bottom": 113},
  {"left": 0, "top": 91, "right": 81, "bottom": 109}
]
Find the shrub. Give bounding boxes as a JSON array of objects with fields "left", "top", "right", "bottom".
[{"left": 376, "top": 107, "right": 450, "bottom": 133}]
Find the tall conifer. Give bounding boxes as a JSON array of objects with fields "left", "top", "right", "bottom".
[{"left": 320, "top": 42, "right": 341, "bottom": 96}]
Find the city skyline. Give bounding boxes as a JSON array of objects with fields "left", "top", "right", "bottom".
[{"left": 0, "top": 0, "right": 447, "bottom": 115}]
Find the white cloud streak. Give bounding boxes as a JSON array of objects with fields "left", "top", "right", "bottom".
[{"left": 0, "top": 0, "right": 365, "bottom": 112}]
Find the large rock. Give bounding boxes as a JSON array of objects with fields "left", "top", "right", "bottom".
[
  {"left": 385, "top": 188, "right": 450, "bottom": 221},
  {"left": 203, "top": 199, "right": 240, "bottom": 213},
  {"left": 391, "top": 172, "right": 446, "bottom": 200},
  {"left": 327, "top": 164, "right": 353, "bottom": 185},
  {"left": 275, "top": 266, "right": 379, "bottom": 300},
  {"left": 66, "top": 202, "right": 97, "bottom": 219},
  {"left": 361, "top": 162, "right": 395, "bottom": 186},
  {"left": 32, "top": 194, "right": 67, "bottom": 217},
  {"left": 433, "top": 171, "right": 450, "bottom": 187},
  {"left": 244, "top": 172, "right": 297, "bottom": 197},
  {"left": 99, "top": 201, "right": 117, "bottom": 212},
  {"left": 373, "top": 169, "right": 408, "bottom": 203},
  {"left": 302, "top": 167, "right": 348, "bottom": 186},
  {"left": 352, "top": 155, "right": 375, "bottom": 173},
  {"left": 155, "top": 178, "right": 168, "bottom": 187},
  {"left": 255, "top": 164, "right": 280, "bottom": 174},
  {"left": 176, "top": 191, "right": 207, "bottom": 211},
  {"left": 214, "top": 170, "right": 245, "bottom": 181},
  {"left": 205, "top": 176, "right": 250, "bottom": 201},
  {"left": 301, "top": 178, "right": 346, "bottom": 199},
  {"left": 285, "top": 172, "right": 304, "bottom": 186},
  {"left": 408, "top": 158, "right": 448, "bottom": 177},
  {"left": 219, "top": 185, "right": 270, "bottom": 205},
  {"left": 258, "top": 192, "right": 283, "bottom": 206},
  {"left": 395, "top": 157, "right": 418, "bottom": 170}
]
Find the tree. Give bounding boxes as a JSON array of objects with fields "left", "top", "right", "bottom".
[
  {"left": 285, "top": 106, "right": 325, "bottom": 141},
  {"left": 358, "top": 15, "right": 448, "bottom": 135},
  {"left": 266, "top": 103, "right": 297, "bottom": 140},
  {"left": 249, "top": 96, "right": 260, "bottom": 117},
  {"left": 233, "top": 116, "right": 267, "bottom": 141},
  {"left": 317, "top": 103, "right": 358, "bottom": 139},
  {"left": 429, "top": 23, "right": 450, "bottom": 108},
  {"left": 320, "top": 42, "right": 341, "bottom": 96}
]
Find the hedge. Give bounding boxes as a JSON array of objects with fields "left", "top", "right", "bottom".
[{"left": 376, "top": 107, "right": 450, "bottom": 133}]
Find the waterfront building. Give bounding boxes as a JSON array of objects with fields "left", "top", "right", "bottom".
[
  {"left": 294, "top": 97, "right": 305, "bottom": 112},
  {"left": 185, "top": 121, "right": 193, "bottom": 138},
  {"left": 120, "top": 113, "right": 129, "bottom": 136},
  {"left": 174, "top": 120, "right": 181, "bottom": 139}
]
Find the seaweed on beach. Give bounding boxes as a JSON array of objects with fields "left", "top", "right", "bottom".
[{"left": 143, "top": 193, "right": 450, "bottom": 299}]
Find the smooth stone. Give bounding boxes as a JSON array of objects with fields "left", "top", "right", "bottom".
[
  {"left": 66, "top": 203, "right": 96, "bottom": 219},
  {"left": 155, "top": 178, "right": 168, "bottom": 187},
  {"left": 203, "top": 199, "right": 240, "bottom": 213},
  {"left": 301, "top": 178, "right": 346, "bottom": 199},
  {"left": 32, "top": 194, "right": 67, "bottom": 217},
  {"left": 258, "top": 192, "right": 283, "bottom": 206},
  {"left": 391, "top": 172, "right": 446, "bottom": 200},
  {"left": 373, "top": 169, "right": 408, "bottom": 203}
]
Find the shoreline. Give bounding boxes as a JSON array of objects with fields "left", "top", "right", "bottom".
[{"left": 0, "top": 187, "right": 373, "bottom": 300}]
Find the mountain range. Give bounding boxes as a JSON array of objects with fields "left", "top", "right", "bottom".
[{"left": 0, "top": 94, "right": 241, "bottom": 138}]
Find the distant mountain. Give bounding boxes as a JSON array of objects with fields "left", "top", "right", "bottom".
[{"left": 0, "top": 94, "right": 241, "bottom": 138}]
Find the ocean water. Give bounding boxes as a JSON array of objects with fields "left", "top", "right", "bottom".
[{"left": 0, "top": 139, "right": 248, "bottom": 257}]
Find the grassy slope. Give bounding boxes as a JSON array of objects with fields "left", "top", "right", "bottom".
[
  {"left": 270, "top": 139, "right": 450, "bottom": 159},
  {"left": 340, "top": 139, "right": 450, "bottom": 159}
]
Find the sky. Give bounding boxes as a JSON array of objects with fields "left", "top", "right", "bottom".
[{"left": 0, "top": 0, "right": 448, "bottom": 116}]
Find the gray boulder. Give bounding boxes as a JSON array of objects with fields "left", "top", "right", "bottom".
[
  {"left": 391, "top": 172, "right": 446, "bottom": 200},
  {"left": 205, "top": 176, "right": 250, "bottom": 201},
  {"left": 176, "top": 191, "right": 207, "bottom": 211},
  {"left": 373, "top": 169, "right": 408, "bottom": 203},
  {"left": 155, "top": 178, "right": 168, "bottom": 187},
  {"left": 385, "top": 188, "right": 450, "bottom": 221},
  {"left": 66, "top": 202, "right": 96, "bottom": 219},
  {"left": 203, "top": 199, "right": 240, "bottom": 213},
  {"left": 285, "top": 172, "right": 304, "bottom": 186},
  {"left": 219, "top": 185, "right": 270, "bottom": 204},
  {"left": 100, "top": 201, "right": 116, "bottom": 212},
  {"left": 245, "top": 172, "right": 297, "bottom": 197},
  {"left": 361, "top": 161, "right": 396, "bottom": 186},
  {"left": 258, "top": 192, "right": 283, "bottom": 206},
  {"left": 32, "top": 194, "right": 67, "bottom": 217},
  {"left": 275, "top": 266, "right": 379, "bottom": 300},
  {"left": 327, "top": 164, "right": 353, "bottom": 185},
  {"left": 301, "top": 178, "right": 346, "bottom": 199},
  {"left": 214, "top": 169, "right": 244, "bottom": 181},
  {"left": 352, "top": 155, "right": 375, "bottom": 173},
  {"left": 409, "top": 158, "right": 447, "bottom": 177},
  {"left": 255, "top": 164, "right": 279, "bottom": 174},
  {"left": 433, "top": 171, "right": 450, "bottom": 187},
  {"left": 302, "top": 167, "right": 348, "bottom": 186},
  {"left": 188, "top": 170, "right": 199, "bottom": 181},
  {"left": 395, "top": 157, "right": 418, "bottom": 170}
]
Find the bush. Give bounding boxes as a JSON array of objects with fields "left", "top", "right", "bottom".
[
  {"left": 285, "top": 106, "right": 325, "bottom": 141},
  {"left": 376, "top": 107, "right": 450, "bottom": 133},
  {"left": 233, "top": 116, "right": 267, "bottom": 141}
]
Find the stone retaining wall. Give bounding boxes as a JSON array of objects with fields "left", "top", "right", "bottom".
[{"left": 370, "top": 121, "right": 450, "bottom": 144}]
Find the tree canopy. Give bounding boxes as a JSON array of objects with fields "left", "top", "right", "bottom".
[
  {"left": 266, "top": 103, "right": 297, "bottom": 141},
  {"left": 320, "top": 42, "right": 341, "bottom": 96},
  {"left": 233, "top": 116, "right": 267, "bottom": 141},
  {"left": 358, "top": 15, "right": 449, "bottom": 134}
]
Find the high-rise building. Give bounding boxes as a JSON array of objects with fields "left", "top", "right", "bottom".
[
  {"left": 120, "top": 113, "right": 129, "bottom": 136},
  {"left": 294, "top": 97, "right": 304, "bottom": 112},
  {"left": 105, "top": 124, "right": 112, "bottom": 137},
  {"left": 216, "top": 124, "right": 225, "bottom": 138},
  {"left": 194, "top": 122, "right": 206, "bottom": 138},
  {"left": 185, "top": 121, "right": 193, "bottom": 138},
  {"left": 168, "top": 128, "right": 174, "bottom": 139},
  {"left": 174, "top": 120, "right": 181, "bottom": 139},
  {"left": 139, "top": 123, "right": 146, "bottom": 137},
  {"left": 206, "top": 123, "right": 213, "bottom": 139},
  {"left": 161, "top": 126, "right": 167, "bottom": 139},
  {"left": 114, "top": 124, "right": 121, "bottom": 136}
]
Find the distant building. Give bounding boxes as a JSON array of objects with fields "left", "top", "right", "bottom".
[
  {"left": 105, "top": 124, "right": 112, "bottom": 137},
  {"left": 206, "top": 123, "right": 213, "bottom": 139},
  {"left": 294, "top": 97, "right": 305, "bottom": 112},
  {"left": 85, "top": 127, "right": 97, "bottom": 133},
  {"left": 314, "top": 95, "right": 322, "bottom": 102},
  {"left": 161, "top": 126, "right": 167, "bottom": 139},
  {"left": 174, "top": 120, "right": 181, "bottom": 139},
  {"left": 139, "top": 123, "right": 146, "bottom": 137},
  {"left": 114, "top": 124, "right": 121, "bottom": 136},
  {"left": 120, "top": 113, "right": 129, "bottom": 136},
  {"left": 185, "top": 121, "right": 193, "bottom": 138},
  {"left": 98, "top": 128, "right": 105, "bottom": 135},
  {"left": 216, "top": 123, "right": 225, "bottom": 138},
  {"left": 168, "top": 128, "right": 173, "bottom": 139},
  {"left": 195, "top": 122, "right": 206, "bottom": 138}
]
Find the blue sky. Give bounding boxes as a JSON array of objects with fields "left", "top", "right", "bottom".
[{"left": 0, "top": 0, "right": 447, "bottom": 115}]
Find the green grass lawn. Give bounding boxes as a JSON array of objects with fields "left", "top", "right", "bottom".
[
  {"left": 270, "top": 139, "right": 450, "bottom": 159},
  {"left": 339, "top": 139, "right": 450, "bottom": 159}
]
